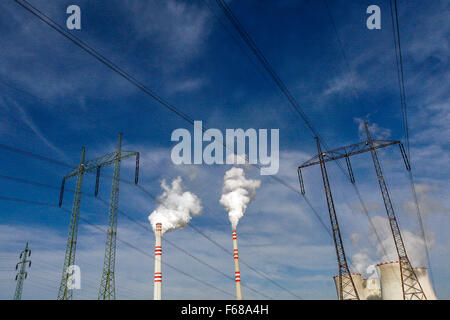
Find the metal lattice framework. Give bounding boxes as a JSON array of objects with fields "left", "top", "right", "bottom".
[
  {"left": 364, "top": 122, "right": 426, "bottom": 300},
  {"left": 97, "top": 133, "right": 139, "bottom": 300},
  {"left": 57, "top": 148, "right": 85, "bottom": 300},
  {"left": 57, "top": 133, "right": 139, "bottom": 300},
  {"left": 301, "top": 137, "right": 359, "bottom": 300},
  {"left": 298, "top": 122, "right": 426, "bottom": 300},
  {"left": 13, "top": 242, "right": 31, "bottom": 300}
]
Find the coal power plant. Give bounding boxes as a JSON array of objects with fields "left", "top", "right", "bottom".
[
  {"left": 333, "top": 262, "right": 437, "bottom": 300},
  {"left": 1, "top": 0, "right": 445, "bottom": 305}
]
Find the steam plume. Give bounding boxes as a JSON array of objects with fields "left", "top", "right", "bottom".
[
  {"left": 148, "top": 176, "right": 202, "bottom": 235},
  {"left": 219, "top": 167, "right": 261, "bottom": 229},
  {"left": 351, "top": 216, "right": 435, "bottom": 273},
  {"left": 369, "top": 216, "right": 434, "bottom": 267}
]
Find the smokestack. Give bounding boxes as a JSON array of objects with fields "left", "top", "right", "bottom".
[
  {"left": 232, "top": 230, "right": 242, "bottom": 300},
  {"left": 219, "top": 168, "right": 260, "bottom": 300},
  {"left": 333, "top": 273, "right": 365, "bottom": 300},
  {"left": 413, "top": 267, "right": 437, "bottom": 300},
  {"left": 154, "top": 223, "right": 162, "bottom": 300},
  {"left": 148, "top": 177, "right": 202, "bottom": 300}
]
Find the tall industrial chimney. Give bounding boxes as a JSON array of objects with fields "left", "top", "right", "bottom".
[
  {"left": 232, "top": 230, "right": 242, "bottom": 300},
  {"left": 154, "top": 223, "right": 162, "bottom": 300}
]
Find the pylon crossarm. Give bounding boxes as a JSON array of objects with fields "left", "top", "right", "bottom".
[
  {"left": 64, "top": 151, "right": 138, "bottom": 179},
  {"left": 299, "top": 139, "right": 400, "bottom": 169}
]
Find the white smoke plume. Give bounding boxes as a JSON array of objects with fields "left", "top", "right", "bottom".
[
  {"left": 148, "top": 176, "right": 202, "bottom": 235},
  {"left": 368, "top": 216, "right": 435, "bottom": 267},
  {"left": 219, "top": 167, "right": 261, "bottom": 230},
  {"left": 352, "top": 252, "right": 375, "bottom": 276},
  {"left": 404, "top": 183, "right": 448, "bottom": 219},
  {"left": 349, "top": 214, "right": 436, "bottom": 278}
]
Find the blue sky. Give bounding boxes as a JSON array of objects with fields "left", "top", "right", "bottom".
[{"left": 0, "top": 0, "right": 448, "bottom": 299}]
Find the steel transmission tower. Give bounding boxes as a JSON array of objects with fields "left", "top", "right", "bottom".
[
  {"left": 57, "top": 147, "right": 86, "bottom": 300},
  {"left": 13, "top": 242, "right": 32, "bottom": 300},
  {"left": 97, "top": 133, "right": 139, "bottom": 300},
  {"left": 298, "top": 138, "right": 360, "bottom": 300},
  {"left": 57, "top": 134, "right": 139, "bottom": 300},
  {"left": 298, "top": 122, "right": 426, "bottom": 300},
  {"left": 364, "top": 122, "right": 426, "bottom": 300}
]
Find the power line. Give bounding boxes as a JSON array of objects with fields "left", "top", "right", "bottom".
[
  {"left": 77, "top": 216, "right": 236, "bottom": 299},
  {"left": 0, "top": 164, "right": 303, "bottom": 298},
  {"left": 214, "top": 0, "right": 324, "bottom": 143},
  {"left": 29, "top": 260, "right": 142, "bottom": 299},
  {"left": 0, "top": 172, "right": 280, "bottom": 299},
  {"left": 389, "top": 0, "right": 434, "bottom": 289},
  {"left": 0, "top": 133, "right": 314, "bottom": 299},
  {"left": 214, "top": 0, "right": 390, "bottom": 269},
  {"left": 187, "top": 224, "right": 304, "bottom": 299},
  {"left": 320, "top": 1, "right": 432, "bottom": 290},
  {"left": 8, "top": 0, "right": 376, "bottom": 294},
  {"left": 310, "top": 0, "right": 398, "bottom": 259},
  {"left": 0, "top": 195, "right": 235, "bottom": 299},
  {"left": 11, "top": 0, "right": 332, "bottom": 240},
  {"left": 390, "top": 0, "right": 409, "bottom": 158},
  {"left": 110, "top": 203, "right": 275, "bottom": 300},
  {"left": 0, "top": 171, "right": 276, "bottom": 298},
  {"left": 322, "top": 0, "right": 361, "bottom": 101}
]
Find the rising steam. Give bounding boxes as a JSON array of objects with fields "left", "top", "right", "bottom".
[
  {"left": 219, "top": 167, "right": 261, "bottom": 230},
  {"left": 351, "top": 215, "right": 435, "bottom": 276},
  {"left": 369, "top": 216, "right": 434, "bottom": 267},
  {"left": 148, "top": 176, "right": 202, "bottom": 235}
]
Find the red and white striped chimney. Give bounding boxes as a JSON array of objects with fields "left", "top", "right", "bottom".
[
  {"left": 232, "top": 230, "right": 242, "bottom": 300},
  {"left": 154, "top": 222, "right": 162, "bottom": 300}
]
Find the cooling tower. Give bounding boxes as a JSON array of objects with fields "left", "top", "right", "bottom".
[
  {"left": 232, "top": 230, "right": 242, "bottom": 300},
  {"left": 333, "top": 273, "right": 364, "bottom": 300},
  {"left": 154, "top": 223, "right": 162, "bottom": 300},
  {"left": 362, "top": 278, "right": 381, "bottom": 300},
  {"left": 413, "top": 267, "right": 437, "bottom": 300},
  {"left": 377, "top": 261, "right": 410, "bottom": 300}
]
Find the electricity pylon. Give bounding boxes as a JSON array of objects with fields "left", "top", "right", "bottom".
[
  {"left": 364, "top": 122, "right": 426, "bottom": 300},
  {"left": 13, "top": 242, "right": 31, "bottom": 300},
  {"left": 299, "top": 138, "right": 359, "bottom": 300},
  {"left": 298, "top": 122, "right": 426, "bottom": 300},
  {"left": 97, "top": 133, "right": 139, "bottom": 300},
  {"left": 57, "top": 134, "right": 139, "bottom": 300},
  {"left": 57, "top": 147, "right": 86, "bottom": 300}
]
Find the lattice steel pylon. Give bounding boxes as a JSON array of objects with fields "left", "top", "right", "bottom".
[
  {"left": 364, "top": 122, "right": 426, "bottom": 300},
  {"left": 57, "top": 147, "right": 86, "bottom": 300},
  {"left": 298, "top": 137, "right": 360, "bottom": 300},
  {"left": 13, "top": 242, "right": 32, "bottom": 300},
  {"left": 98, "top": 133, "right": 139, "bottom": 300},
  {"left": 57, "top": 134, "right": 139, "bottom": 300}
]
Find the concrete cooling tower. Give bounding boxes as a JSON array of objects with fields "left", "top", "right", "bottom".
[
  {"left": 377, "top": 261, "right": 405, "bottom": 300},
  {"left": 361, "top": 278, "right": 381, "bottom": 300},
  {"left": 333, "top": 273, "right": 382, "bottom": 300},
  {"left": 333, "top": 273, "right": 364, "bottom": 300},
  {"left": 414, "top": 267, "right": 437, "bottom": 300},
  {"left": 377, "top": 261, "right": 437, "bottom": 300}
]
